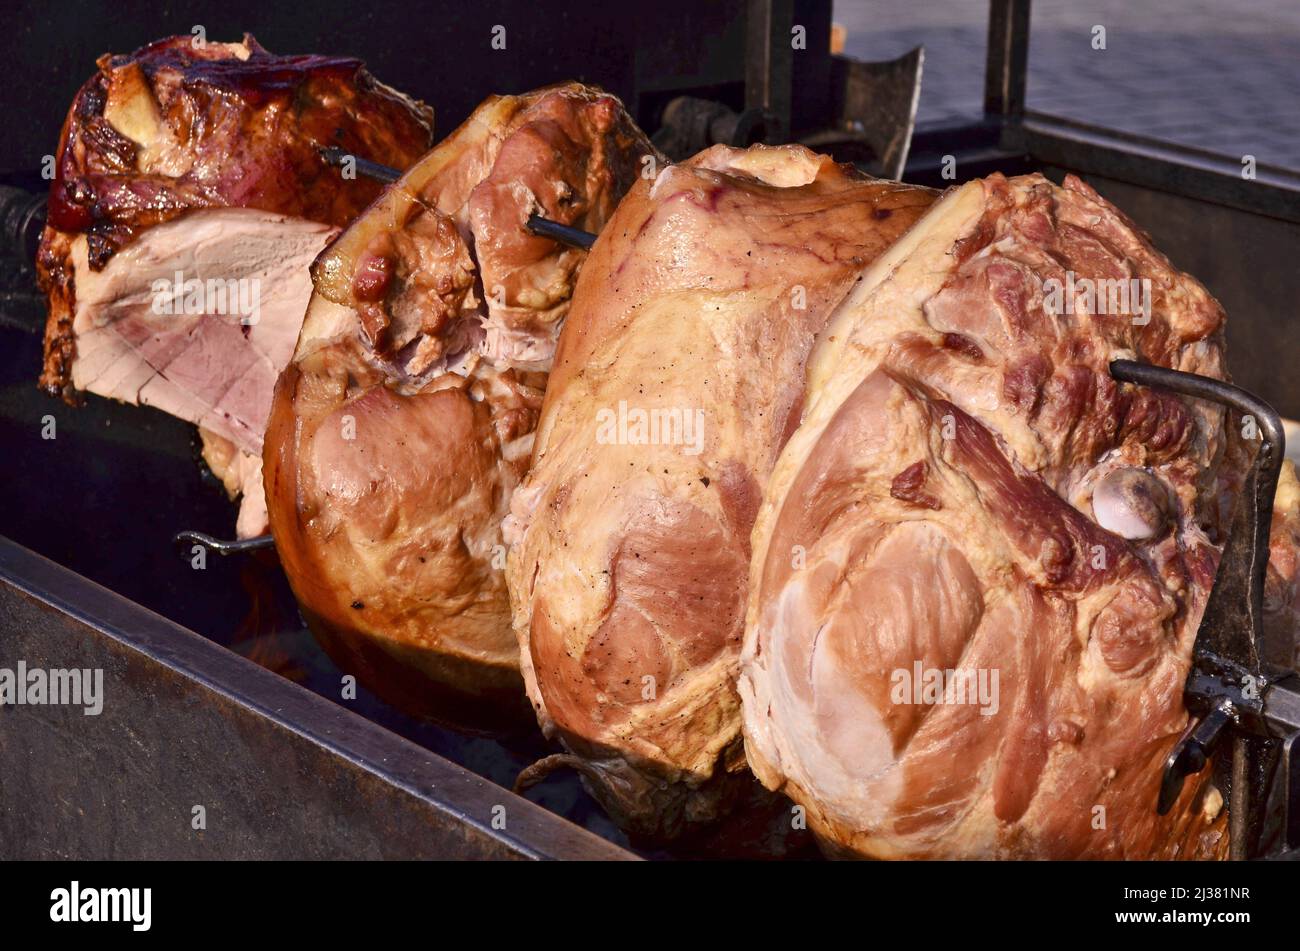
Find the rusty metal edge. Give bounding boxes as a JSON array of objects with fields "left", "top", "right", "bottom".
[{"left": 0, "top": 533, "right": 637, "bottom": 861}]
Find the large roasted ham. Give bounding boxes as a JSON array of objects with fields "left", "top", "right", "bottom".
[
  {"left": 264, "top": 85, "right": 656, "bottom": 726},
  {"left": 37, "top": 35, "right": 434, "bottom": 535},
  {"left": 735, "top": 173, "right": 1300, "bottom": 859},
  {"left": 505, "top": 145, "right": 936, "bottom": 837}
]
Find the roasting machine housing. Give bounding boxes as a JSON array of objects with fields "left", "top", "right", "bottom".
[{"left": 3, "top": 0, "right": 1300, "bottom": 859}]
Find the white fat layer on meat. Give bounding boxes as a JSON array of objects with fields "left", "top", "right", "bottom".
[
  {"left": 650, "top": 143, "right": 825, "bottom": 202},
  {"left": 69, "top": 208, "right": 334, "bottom": 456},
  {"left": 804, "top": 182, "right": 986, "bottom": 407},
  {"left": 691, "top": 143, "right": 824, "bottom": 187},
  {"left": 745, "top": 184, "right": 988, "bottom": 634},
  {"left": 295, "top": 294, "right": 368, "bottom": 359},
  {"left": 198, "top": 428, "right": 269, "bottom": 538},
  {"left": 772, "top": 557, "right": 901, "bottom": 818},
  {"left": 235, "top": 467, "right": 269, "bottom": 538},
  {"left": 740, "top": 181, "right": 996, "bottom": 847},
  {"left": 742, "top": 174, "right": 1252, "bottom": 859},
  {"left": 647, "top": 165, "right": 679, "bottom": 201},
  {"left": 481, "top": 318, "right": 559, "bottom": 370}
]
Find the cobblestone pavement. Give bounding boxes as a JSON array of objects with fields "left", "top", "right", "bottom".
[{"left": 833, "top": 0, "right": 1300, "bottom": 171}]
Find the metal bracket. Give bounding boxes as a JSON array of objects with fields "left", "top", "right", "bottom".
[
  {"left": 1110, "top": 359, "right": 1292, "bottom": 858},
  {"left": 173, "top": 530, "right": 275, "bottom": 557},
  {"left": 1283, "top": 732, "right": 1300, "bottom": 851}
]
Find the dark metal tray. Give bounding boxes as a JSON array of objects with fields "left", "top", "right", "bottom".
[
  {"left": 0, "top": 536, "right": 633, "bottom": 860},
  {"left": 0, "top": 307, "right": 636, "bottom": 860}
]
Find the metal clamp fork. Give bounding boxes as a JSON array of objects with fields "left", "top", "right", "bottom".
[{"left": 1111, "top": 359, "right": 1300, "bottom": 858}]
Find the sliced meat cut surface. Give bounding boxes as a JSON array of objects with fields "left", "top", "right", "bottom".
[
  {"left": 739, "top": 173, "right": 1261, "bottom": 859},
  {"left": 37, "top": 34, "right": 435, "bottom": 533},
  {"left": 61, "top": 207, "right": 332, "bottom": 534},
  {"left": 66, "top": 209, "right": 332, "bottom": 452}
]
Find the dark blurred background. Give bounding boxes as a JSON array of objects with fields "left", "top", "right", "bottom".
[
  {"left": 8, "top": 0, "right": 817, "bottom": 171},
  {"left": 839, "top": 0, "right": 1300, "bottom": 170},
  {"left": 14, "top": 1, "right": 1297, "bottom": 174}
]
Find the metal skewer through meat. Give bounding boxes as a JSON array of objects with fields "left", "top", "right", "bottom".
[
  {"left": 739, "top": 173, "right": 1300, "bottom": 859},
  {"left": 320, "top": 147, "right": 598, "bottom": 249},
  {"left": 175, "top": 152, "right": 599, "bottom": 558},
  {"left": 265, "top": 84, "right": 658, "bottom": 727},
  {"left": 1107, "top": 359, "right": 1300, "bottom": 859},
  {"left": 173, "top": 530, "right": 276, "bottom": 555}
]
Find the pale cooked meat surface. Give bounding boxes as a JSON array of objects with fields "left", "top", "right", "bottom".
[
  {"left": 67, "top": 209, "right": 332, "bottom": 452},
  {"left": 39, "top": 33, "right": 434, "bottom": 400},
  {"left": 505, "top": 144, "right": 936, "bottom": 836},
  {"left": 36, "top": 35, "right": 434, "bottom": 533},
  {"left": 739, "top": 174, "right": 1251, "bottom": 859},
  {"left": 265, "top": 85, "right": 657, "bottom": 721}
]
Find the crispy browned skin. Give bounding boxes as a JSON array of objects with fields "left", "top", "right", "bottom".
[
  {"left": 739, "top": 174, "right": 1250, "bottom": 859},
  {"left": 38, "top": 34, "right": 434, "bottom": 400},
  {"left": 505, "top": 145, "right": 936, "bottom": 837},
  {"left": 265, "top": 85, "right": 657, "bottom": 727}
]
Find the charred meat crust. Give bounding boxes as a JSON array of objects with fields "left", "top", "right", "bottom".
[{"left": 37, "top": 34, "right": 434, "bottom": 401}]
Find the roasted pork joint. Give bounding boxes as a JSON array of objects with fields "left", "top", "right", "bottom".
[
  {"left": 265, "top": 85, "right": 656, "bottom": 725},
  {"left": 505, "top": 144, "right": 936, "bottom": 838},
  {"left": 37, "top": 34, "right": 435, "bottom": 533},
  {"left": 739, "top": 173, "right": 1254, "bottom": 860}
]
